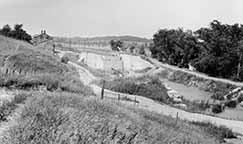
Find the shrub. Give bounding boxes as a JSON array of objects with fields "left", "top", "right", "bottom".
[
  {"left": 100, "top": 76, "right": 169, "bottom": 103},
  {"left": 0, "top": 24, "right": 32, "bottom": 43},
  {"left": 61, "top": 56, "right": 69, "bottom": 64},
  {"left": 211, "top": 92, "right": 225, "bottom": 100},
  {"left": 225, "top": 100, "right": 237, "bottom": 108},
  {"left": 238, "top": 94, "right": 243, "bottom": 103},
  {"left": 0, "top": 72, "right": 93, "bottom": 95},
  {"left": 191, "top": 121, "right": 236, "bottom": 142},
  {"left": 212, "top": 104, "right": 223, "bottom": 113},
  {"left": 46, "top": 80, "right": 59, "bottom": 91},
  {"left": 187, "top": 100, "right": 211, "bottom": 112}
]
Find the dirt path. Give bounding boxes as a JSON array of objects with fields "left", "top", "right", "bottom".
[
  {"left": 0, "top": 90, "right": 24, "bottom": 142},
  {"left": 68, "top": 60, "right": 243, "bottom": 136},
  {"left": 148, "top": 57, "right": 243, "bottom": 87},
  {"left": 0, "top": 104, "right": 25, "bottom": 143},
  {"left": 57, "top": 49, "right": 243, "bottom": 139},
  {"left": 69, "top": 62, "right": 96, "bottom": 85},
  {"left": 58, "top": 49, "right": 243, "bottom": 87}
]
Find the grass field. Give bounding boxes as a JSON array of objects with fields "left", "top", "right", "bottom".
[
  {"left": 0, "top": 35, "right": 93, "bottom": 95},
  {"left": 1, "top": 91, "right": 222, "bottom": 144}
]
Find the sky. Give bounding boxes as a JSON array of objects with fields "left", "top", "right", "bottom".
[{"left": 0, "top": 0, "right": 242, "bottom": 38}]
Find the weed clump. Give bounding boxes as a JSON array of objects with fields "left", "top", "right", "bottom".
[
  {"left": 61, "top": 56, "right": 69, "bottom": 64},
  {"left": 225, "top": 100, "right": 237, "bottom": 108},
  {"left": 101, "top": 76, "right": 169, "bottom": 103},
  {"left": 212, "top": 104, "right": 223, "bottom": 113},
  {"left": 191, "top": 121, "right": 236, "bottom": 142}
]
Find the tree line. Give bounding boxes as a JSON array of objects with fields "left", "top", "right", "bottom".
[
  {"left": 0, "top": 24, "right": 32, "bottom": 43},
  {"left": 150, "top": 20, "right": 243, "bottom": 81}
]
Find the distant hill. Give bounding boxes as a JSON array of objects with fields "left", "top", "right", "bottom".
[
  {"left": 82, "top": 35, "right": 152, "bottom": 43},
  {"left": 55, "top": 35, "right": 152, "bottom": 43}
]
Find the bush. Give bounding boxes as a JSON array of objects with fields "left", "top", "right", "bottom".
[
  {"left": 187, "top": 100, "right": 211, "bottom": 112},
  {"left": 100, "top": 76, "right": 169, "bottom": 103},
  {"left": 46, "top": 80, "right": 59, "bottom": 91},
  {"left": 61, "top": 56, "right": 69, "bottom": 64},
  {"left": 191, "top": 121, "right": 236, "bottom": 142},
  {"left": 211, "top": 92, "right": 225, "bottom": 100},
  {"left": 225, "top": 100, "right": 237, "bottom": 108},
  {"left": 0, "top": 92, "right": 30, "bottom": 121},
  {"left": 0, "top": 72, "right": 93, "bottom": 95},
  {"left": 0, "top": 24, "right": 32, "bottom": 43},
  {"left": 212, "top": 104, "right": 223, "bottom": 113},
  {"left": 238, "top": 94, "right": 243, "bottom": 103}
]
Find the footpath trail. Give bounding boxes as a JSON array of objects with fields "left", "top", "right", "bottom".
[
  {"left": 0, "top": 90, "right": 25, "bottom": 142},
  {"left": 69, "top": 61, "right": 243, "bottom": 136}
]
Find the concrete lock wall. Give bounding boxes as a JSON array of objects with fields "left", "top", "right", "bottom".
[
  {"left": 79, "top": 52, "right": 153, "bottom": 72},
  {"left": 120, "top": 54, "right": 153, "bottom": 71},
  {"left": 103, "top": 56, "right": 123, "bottom": 71}
]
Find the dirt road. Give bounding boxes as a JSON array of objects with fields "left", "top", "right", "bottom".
[
  {"left": 148, "top": 57, "right": 243, "bottom": 87},
  {"left": 68, "top": 60, "right": 243, "bottom": 135},
  {"left": 0, "top": 90, "right": 23, "bottom": 142}
]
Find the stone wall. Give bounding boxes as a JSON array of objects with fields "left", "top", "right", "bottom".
[{"left": 157, "top": 68, "right": 237, "bottom": 94}]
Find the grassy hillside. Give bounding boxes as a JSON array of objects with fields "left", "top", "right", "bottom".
[
  {"left": 1, "top": 91, "right": 220, "bottom": 144},
  {"left": 0, "top": 35, "right": 236, "bottom": 144},
  {"left": 0, "top": 35, "right": 66, "bottom": 74},
  {"left": 0, "top": 35, "right": 92, "bottom": 94}
]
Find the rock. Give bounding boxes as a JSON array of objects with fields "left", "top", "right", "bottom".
[
  {"left": 240, "top": 102, "right": 243, "bottom": 107},
  {"left": 173, "top": 97, "right": 182, "bottom": 103},
  {"left": 174, "top": 103, "right": 187, "bottom": 108},
  {"left": 231, "top": 87, "right": 242, "bottom": 93}
]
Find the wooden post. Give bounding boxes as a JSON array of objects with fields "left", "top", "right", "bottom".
[
  {"left": 101, "top": 80, "right": 105, "bottom": 100},
  {"left": 118, "top": 93, "right": 120, "bottom": 101},
  {"left": 175, "top": 112, "right": 179, "bottom": 125},
  {"left": 134, "top": 96, "right": 137, "bottom": 105}
]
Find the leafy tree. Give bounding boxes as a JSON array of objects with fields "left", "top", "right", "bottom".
[
  {"left": 150, "top": 20, "right": 243, "bottom": 81},
  {"left": 0, "top": 25, "right": 11, "bottom": 36},
  {"left": 138, "top": 45, "right": 145, "bottom": 55},
  {"left": 110, "top": 40, "right": 123, "bottom": 51},
  {"left": 236, "top": 40, "right": 243, "bottom": 79},
  {"left": 0, "top": 24, "right": 32, "bottom": 43},
  {"left": 150, "top": 28, "right": 201, "bottom": 67},
  {"left": 194, "top": 20, "right": 243, "bottom": 79}
]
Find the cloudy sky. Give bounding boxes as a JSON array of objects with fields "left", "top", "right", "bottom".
[{"left": 0, "top": 0, "right": 242, "bottom": 38}]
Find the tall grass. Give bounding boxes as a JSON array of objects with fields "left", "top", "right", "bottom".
[
  {"left": 99, "top": 76, "right": 169, "bottom": 103},
  {"left": 0, "top": 91, "right": 31, "bottom": 122},
  {"left": 0, "top": 72, "right": 94, "bottom": 95},
  {"left": 191, "top": 121, "right": 236, "bottom": 143},
  {"left": 1, "top": 92, "right": 220, "bottom": 144}
]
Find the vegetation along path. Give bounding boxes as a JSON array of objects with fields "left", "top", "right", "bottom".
[
  {"left": 148, "top": 57, "right": 243, "bottom": 87},
  {"left": 68, "top": 59, "right": 243, "bottom": 136}
]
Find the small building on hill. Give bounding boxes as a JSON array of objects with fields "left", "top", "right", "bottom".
[{"left": 32, "top": 30, "right": 53, "bottom": 45}]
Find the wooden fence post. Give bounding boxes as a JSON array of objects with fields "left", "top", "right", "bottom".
[
  {"left": 134, "top": 96, "right": 137, "bottom": 105},
  {"left": 101, "top": 80, "right": 105, "bottom": 100},
  {"left": 175, "top": 112, "right": 179, "bottom": 125},
  {"left": 118, "top": 94, "right": 120, "bottom": 101}
]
